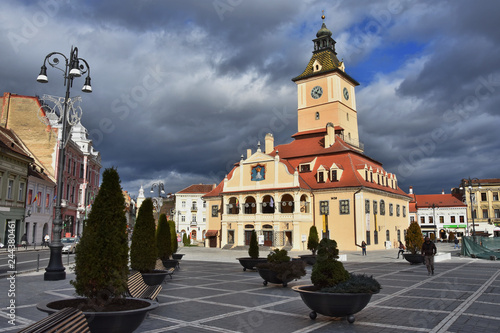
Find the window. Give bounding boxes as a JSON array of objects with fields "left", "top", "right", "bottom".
[
  {"left": 365, "top": 170, "right": 368, "bottom": 181},
  {"left": 396, "top": 205, "right": 400, "bottom": 217},
  {"left": 318, "top": 171, "right": 325, "bottom": 183},
  {"left": 374, "top": 230, "right": 378, "bottom": 244},
  {"left": 389, "top": 203, "right": 393, "bottom": 216},
  {"left": 7, "top": 179, "right": 14, "bottom": 199},
  {"left": 366, "top": 231, "right": 371, "bottom": 245},
  {"left": 73, "top": 161, "right": 76, "bottom": 176},
  {"left": 315, "top": 112, "right": 320, "bottom": 120},
  {"left": 365, "top": 200, "right": 370, "bottom": 213},
  {"left": 192, "top": 202, "right": 197, "bottom": 210},
  {"left": 493, "top": 192, "right": 499, "bottom": 201},
  {"left": 410, "top": 216, "right": 415, "bottom": 222},
  {"left": 429, "top": 216, "right": 434, "bottom": 224},
  {"left": 45, "top": 193, "right": 50, "bottom": 208},
  {"left": 495, "top": 209, "right": 500, "bottom": 218},
  {"left": 439, "top": 216, "right": 444, "bottom": 223},
  {"left": 420, "top": 216, "right": 425, "bottom": 224},
  {"left": 203, "top": 201, "right": 206, "bottom": 208},
  {"left": 403, "top": 206, "right": 406, "bottom": 217},
  {"left": 182, "top": 201, "right": 186, "bottom": 208},
  {"left": 37, "top": 191, "right": 42, "bottom": 206},
  {"left": 66, "top": 184, "right": 70, "bottom": 200},
  {"left": 192, "top": 215, "right": 196, "bottom": 223},
  {"left": 386, "top": 230, "right": 390, "bottom": 241},
  {"left": 331, "top": 170, "right": 337, "bottom": 181},
  {"left": 373, "top": 200, "right": 377, "bottom": 215},
  {"left": 459, "top": 215, "right": 465, "bottom": 223},
  {"left": 397, "top": 229, "right": 401, "bottom": 241},
  {"left": 451, "top": 216, "right": 456, "bottom": 223},
  {"left": 80, "top": 164, "right": 84, "bottom": 178},
  {"left": 482, "top": 209, "right": 488, "bottom": 219},
  {"left": 212, "top": 205, "right": 218, "bottom": 217},
  {"left": 300, "top": 164, "right": 310, "bottom": 172},
  {"left": 181, "top": 215, "right": 185, "bottom": 222},
  {"left": 339, "top": 200, "right": 350, "bottom": 214},
  {"left": 380, "top": 200, "right": 385, "bottom": 215},
  {"left": 481, "top": 192, "right": 487, "bottom": 201},
  {"left": 18, "top": 183, "right": 24, "bottom": 201}
]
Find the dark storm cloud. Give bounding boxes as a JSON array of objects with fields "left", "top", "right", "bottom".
[{"left": 0, "top": 0, "right": 498, "bottom": 198}]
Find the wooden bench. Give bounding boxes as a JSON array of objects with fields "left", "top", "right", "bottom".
[
  {"left": 127, "top": 271, "right": 162, "bottom": 301},
  {"left": 155, "top": 259, "right": 175, "bottom": 280},
  {"left": 19, "top": 307, "right": 89, "bottom": 333}
]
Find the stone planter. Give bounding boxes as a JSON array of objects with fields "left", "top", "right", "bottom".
[
  {"left": 403, "top": 253, "right": 424, "bottom": 264},
  {"left": 292, "top": 285, "right": 374, "bottom": 323},
  {"left": 298, "top": 254, "right": 317, "bottom": 265},
  {"left": 237, "top": 257, "right": 268, "bottom": 271},
  {"left": 162, "top": 259, "right": 179, "bottom": 269},
  {"left": 141, "top": 270, "right": 170, "bottom": 285},
  {"left": 172, "top": 253, "right": 184, "bottom": 260},
  {"left": 256, "top": 267, "right": 294, "bottom": 287},
  {"left": 37, "top": 297, "right": 158, "bottom": 333}
]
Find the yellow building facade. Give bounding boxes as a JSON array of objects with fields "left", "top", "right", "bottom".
[{"left": 204, "top": 18, "right": 411, "bottom": 252}]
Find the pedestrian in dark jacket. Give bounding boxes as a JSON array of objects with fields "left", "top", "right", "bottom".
[{"left": 421, "top": 237, "right": 437, "bottom": 276}]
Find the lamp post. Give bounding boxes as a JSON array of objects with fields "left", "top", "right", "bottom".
[
  {"left": 431, "top": 203, "right": 438, "bottom": 239},
  {"left": 461, "top": 177, "right": 481, "bottom": 241},
  {"left": 37, "top": 46, "right": 92, "bottom": 281},
  {"left": 150, "top": 181, "right": 165, "bottom": 220}
]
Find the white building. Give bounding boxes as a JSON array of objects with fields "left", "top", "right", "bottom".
[
  {"left": 175, "top": 184, "right": 215, "bottom": 241},
  {"left": 409, "top": 188, "right": 468, "bottom": 239}
]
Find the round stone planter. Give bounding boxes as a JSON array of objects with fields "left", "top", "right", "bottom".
[
  {"left": 141, "top": 270, "right": 169, "bottom": 286},
  {"left": 37, "top": 297, "right": 158, "bottom": 333},
  {"left": 237, "top": 257, "right": 268, "bottom": 271},
  {"left": 172, "top": 253, "right": 184, "bottom": 260},
  {"left": 298, "top": 254, "right": 317, "bottom": 265},
  {"left": 403, "top": 253, "right": 425, "bottom": 264},
  {"left": 256, "top": 267, "right": 294, "bottom": 287},
  {"left": 162, "top": 259, "right": 179, "bottom": 269},
  {"left": 292, "top": 285, "right": 374, "bottom": 323}
]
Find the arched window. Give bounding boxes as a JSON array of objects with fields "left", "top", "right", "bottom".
[
  {"left": 386, "top": 230, "right": 390, "bottom": 241},
  {"left": 280, "top": 194, "right": 294, "bottom": 213},
  {"left": 300, "top": 194, "right": 309, "bottom": 213},
  {"left": 380, "top": 200, "right": 385, "bottom": 215},
  {"left": 261, "top": 195, "right": 275, "bottom": 214},
  {"left": 244, "top": 196, "right": 256, "bottom": 214},
  {"left": 227, "top": 197, "right": 239, "bottom": 215}
]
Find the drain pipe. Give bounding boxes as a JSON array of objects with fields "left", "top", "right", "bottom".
[
  {"left": 311, "top": 191, "right": 316, "bottom": 227},
  {"left": 353, "top": 187, "right": 363, "bottom": 247}
]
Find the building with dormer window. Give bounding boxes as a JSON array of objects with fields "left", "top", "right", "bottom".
[{"left": 204, "top": 16, "right": 411, "bottom": 251}]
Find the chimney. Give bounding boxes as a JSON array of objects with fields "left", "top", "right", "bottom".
[
  {"left": 324, "top": 123, "right": 335, "bottom": 148},
  {"left": 409, "top": 186, "right": 413, "bottom": 194},
  {"left": 265, "top": 133, "right": 274, "bottom": 154}
]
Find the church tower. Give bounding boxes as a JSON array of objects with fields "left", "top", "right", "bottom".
[
  {"left": 292, "top": 15, "right": 362, "bottom": 151},
  {"left": 136, "top": 185, "right": 145, "bottom": 217}
]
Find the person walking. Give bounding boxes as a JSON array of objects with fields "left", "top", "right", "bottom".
[
  {"left": 21, "top": 233, "right": 28, "bottom": 249},
  {"left": 454, "top": 237, "right": 460, "bottom": 249},
  {"left": 397, "top": 240, "right": 405, "bottom": 259},
  {"left": 421, "top": 236, "right": 437, "bottom": 276},
  {"left": 43, "top": 234, "right": 50, "bottom": 247}
]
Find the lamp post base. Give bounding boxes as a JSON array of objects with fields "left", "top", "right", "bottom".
[{"left": 44, "top": 243, "right": 66, "bottom": 281}]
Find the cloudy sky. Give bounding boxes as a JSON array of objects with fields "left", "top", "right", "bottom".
[{"left": 1, "top": 0, "right": 499, "bottom": 198}]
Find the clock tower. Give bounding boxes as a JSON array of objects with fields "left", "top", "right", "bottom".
[{"left": 292, "top": 15, "right": 361, "bottom": 151}]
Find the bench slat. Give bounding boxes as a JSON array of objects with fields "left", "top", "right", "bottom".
[{"left": 19, "top": 307, "right": 89, "bottom": 333}]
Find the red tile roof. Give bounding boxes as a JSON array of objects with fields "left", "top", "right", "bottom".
[
  {"left": 413, "top": 194, "right": 466, "bottom": 208},
  {"left": 177, "top": 184, "right": 216, "bottom": 194}
]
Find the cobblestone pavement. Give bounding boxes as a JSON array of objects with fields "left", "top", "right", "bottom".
[{"left": 1, "top": 244, "right": 499, "bottom": 332}]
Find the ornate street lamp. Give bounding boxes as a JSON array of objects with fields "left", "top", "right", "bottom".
[
  {"left": 37, "top": 46, "right": 92, "bottom": 281},
  {"left": 150, "top": 181, "right": 165, "bottom": 220},
  {"left": 460, "top": 177, "right": 481, "bottom": 241}
]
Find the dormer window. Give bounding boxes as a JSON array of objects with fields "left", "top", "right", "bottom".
[
  {"left": 312, "top": 60, "right": 322, "bottom": 72},
  {"left": 329, "top": 163, "right": 343, "bottom": 182},
  {"left": 318, "top": 171, "right": 325, "bottom": 183},
  {"left": 331, "top": 170, "right": 337, "bottom": 181},
  {"left": 300, "top": 164, "right": 310, "bottom": 172}
]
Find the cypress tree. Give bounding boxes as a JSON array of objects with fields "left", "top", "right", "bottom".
[
  {"left": 130, "top": 198, "right": 157, "bottom": 272},
  {"left": 183, "top": 232, "right": 189, "bottom": 246},
  {"left": 156, "top": 214, "right": 171, "bottom": 260},
  {"left": 70, "top": 168, "right": 129, "bottom": 303},
  {"left": 168, "top": 220, "right": 177, "bottom": 254},
  {"left": 307, "top": 226, "right": 319, "bottom": 255},
  {"left": 248, "top": 230, "right": 259, "bottom": 259}
]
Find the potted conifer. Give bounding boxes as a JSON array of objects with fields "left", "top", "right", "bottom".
[
  {"left": 158, "top": 216, "right": 178, "bottom": 269},
  {"left": 293, "top": 238, "right": 381, "bottom": 323},
  {"left": 403, "top": 221, "right": 425, "bottom": 264},
  {"left": 256, "top": 248, "right": 306, "bottom": 287},
  {"left": 130, "top": 199, "right": 170, "bottom": 284},
  {"left": 237, "top": 230, "right": 267, "bottom": 271},
  {"left": 37, "top": 168, "right": 157, "bottom": 333},
  {"left": 299, "top": 226, "right": 319, "bottom": 265}
]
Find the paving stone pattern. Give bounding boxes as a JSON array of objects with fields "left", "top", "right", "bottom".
[{"left": 1, "top": 247, "right": 500, "bottom": 333}]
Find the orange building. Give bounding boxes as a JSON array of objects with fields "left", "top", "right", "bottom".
[{"left": 204, "top": 17, "right": 411, "bottom": 252}]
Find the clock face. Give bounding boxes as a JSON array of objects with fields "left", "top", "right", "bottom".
[
  {"left": 343, "top": 87, "right": 349, "bottom": 100},
  {"left": 311, "top": 86, "right": 323, "bottom": 99}
]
